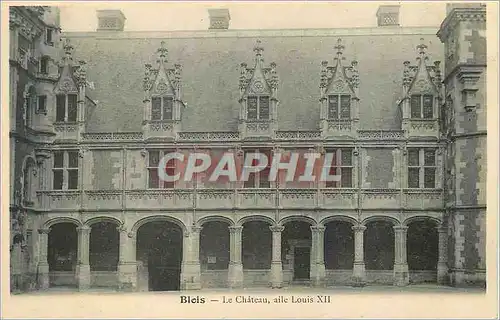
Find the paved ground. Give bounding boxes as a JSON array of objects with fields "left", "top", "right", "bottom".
[{"left": 16, "top": 284, "right": 485, "bottom": 295}]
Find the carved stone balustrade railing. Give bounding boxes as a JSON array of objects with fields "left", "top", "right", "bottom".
[
  {"left": 357, "top": 130, "right": 405, "bottom": 141},
  {"left": 83, "top": 190, "right": 122, "bottom": 210},
  {"left": 236, "top": 189, "right": 276, "bottom": 208},
  {"left": 35, "top": 188, "right": 445, "bottom": 212},
  {"left": 81, "top": 132, "right": 144, "bottom": 142},
  {"left": 361, "top": 189, "right": 400, "bottom": 209},
  {"left": 405, "top": 119, "right": 440, "bottom": 139},
  {"left": 241, "top": 120, "right": 274, "bottom": 140},
  {"left": 178, "top": 131, "right": 240, "bottom": 142},
  {"left": 36, "top": 190, "right": 81, "bottom": 210},
  {"left": 324, "top": 119, "right": 356, "bottom": 139},
  {"left": 125, "top": 189, "right": 193, "bottom": 209},
  {"left": 321, "top": 188, "right": 358, "bottom": 208},
  {"left": 275, "top": 131, "right": 322, "bottom": 141},
  {"left": 53, "top": 122, "right": 81, "bottom": 142},
  {"left": 279, "top": 189, "right": 317, "bottom": 208},
  {"left": 143, "top": 120, "right": 178, "bottom": 141},
  {"left": 196, "top": 189, "right": 235, "bottom": 209},
  {"left": 403, "top": 189, "right": 443, "bottom": 209}
]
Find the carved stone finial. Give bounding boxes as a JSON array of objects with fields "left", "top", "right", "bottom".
[
  {"left": 75, "top": 60, "right": 87, "bottom": 87},
  {"left": 157, "top": 41, "right": 168, "bottom": 62},
  {"left": 63, "top": 38, "right": 73, "bottom": 62},
  {"left": 334, "top": 38, "right": 345, "bottom": 61},
  {"left": 417, "top": 38, "right": 428, "bottom": 60},
  {"left": 254, "top": 39, "right": 264, "bottom": 57}
]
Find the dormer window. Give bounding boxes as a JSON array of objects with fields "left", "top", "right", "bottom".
[
  {"left": 45, "top": 28, "right": 54, "bottom": 46},
  {"left": 328, "top": 95, "right": 351, "bottom": 119},
  {"left": 410, "top": 94, "right": 433, "bottom": 119},
  {"left": 247, "top": 96, "right": 269, "bottom": 120},
  {"left": 151, "top": 96, "right": 173, "bottom": 121},
  {"left": 56, "top": 94, "right": 78, "bottom": 122}
]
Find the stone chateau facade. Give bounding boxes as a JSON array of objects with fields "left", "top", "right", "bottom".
[{"left": 9, "top": 4, "right": 487, "bottom": 292}]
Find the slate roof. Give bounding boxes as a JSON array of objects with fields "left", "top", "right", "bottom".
[{"left": 63, "top": 27, "right": 444, "bottom": 133}]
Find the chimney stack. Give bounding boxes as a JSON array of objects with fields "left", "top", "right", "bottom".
[
  {"left": 376, "top": 5, "right": 400, "bottom": 27},
  {"left": 97, "top": 10, "right": 126, "bottom": 31},
  {"left": 208, "top": 8, "right": 230, "bottom": 30}
]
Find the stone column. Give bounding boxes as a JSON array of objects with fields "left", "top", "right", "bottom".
[
  {"left": 310, "top": 226, "right": 326, "bottom": 287},
  {"left": 181, "top": 226, "right": 201, "bottom": 290},
  {"left": 269, "top": 226, "right": 284, "bottom": 288},
  {"left": 352, "top": 225, "right": 366, "bottom": 286},
  {"left": 393, "top": 226, "right": 409, "bottom": 286},
  {"left": 76, "top": 225, "right": 91, "bottom": 290},
  {"left": 118, "top": 225, "right": 137, "bottom": 291},
  {"left": 228, "top": 226, "right": 243, "bottom": 288},
  {"left": 437, "top": 226, "right": 449, "bottom": 285},
  {"left": 37, "top": 228, "right": 50, "bottom": 289}
]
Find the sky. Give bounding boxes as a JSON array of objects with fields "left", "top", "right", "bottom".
[{"left": 58, "top": 2, "right": 448, "bottom": 32}]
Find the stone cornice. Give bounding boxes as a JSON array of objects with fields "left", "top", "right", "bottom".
[{"left": 437, "top": 6, "right": 486, "bottom": 41}]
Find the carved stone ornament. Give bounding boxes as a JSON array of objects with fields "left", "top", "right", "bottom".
[
  {"left": 252, "top": 80, "right": 265, "bottom": 93},
  {"left": 59, "top": 79, "right": 77, "bottom": 93},
  {"left": 156, "top": 79, "right": 169, "bottom": 94}
]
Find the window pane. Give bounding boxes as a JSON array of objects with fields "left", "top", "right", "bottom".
[
  {"left": 259, "top": 169, "right": 270, "bottom": 188},
  {"left": 424, "top": 168, "right": 436, "bottom": 188},
  {"left": 38, "top": 95, "right": 47, "bottom": 113},
  {"left": 408, "top": 168, "right": 420, "bottom": 188},
  {"left": 148, "top": 168, "right": 159, "bottom": 188},
  {"left": 424, "top": 149, "right": 436, "bottom": 166},
  {"left": 243, "top": 172, "right": 256, "bottom": 188},
  {"left": 149, "top": 151, "right": 160, "bottom": 167},
  {"left": 53, "top": 170, "right": 63, "bottom": 190},
  {"left": 67, "top": 94, "right": 77, "bottom": 122},
  {"left": 259, "top": 96, "right": 270, "bottom": 120},
  {"left": 151, "top": 97, "right": 161, "bottom": 120},
  {"left": 56, "top": 95, "right": 65, "bottom": 121},
  {"left": 411, "top": 95, "right": 421, "bottom": 118},
  {"left": 340, "top": 95, "right": 351, "bottom": 119},
  {"left": 423, "top": 95, "right": 433, "bottom": 118},
  {"left": 341, "top": 167, "right": 352, "bottom": 187},
  {"left": 163, "top": 97, "right": 173, "bottom": 120},
  {"left": 54, "top": 151, "right": 64, "bottom": 168},
  {"left": 328, "top": 95, "right": 338, "bottom": 119},
  {"left": 326, "top": 165, "right": 338, "bottom": 188},
  {"left": 40, "top": 57, "right": 48, "bottom": 73},
  {"left": 408, "top": 149, "right": 420, "bottom": 166},
  {"left": 46, "top": 29, "right": 53, "bottom": 43},
  {"left": 247, "top": 96, "right": 258, "bottom": 119},
  {"left": 164, "top": 167, "right": 175, "bottom": 189},
  {"left": 341, "top": 149, "right": 352, "bottom": 166},
  {"left": 68, "top": 169, "right": 78, "bottom": 189},
  {"left": 68, "top": 151, "right": 79, "bottom": 168}
]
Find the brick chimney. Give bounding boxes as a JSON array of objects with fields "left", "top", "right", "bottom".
[
  {"left": 376, "top": 5, "right": 400, "bottom": 27},
  {"left": 97, "top": 10, "right": 126, "bottom": 31},
  {"left": 208, "top": 8, "right": 230, "bottom": 30}
]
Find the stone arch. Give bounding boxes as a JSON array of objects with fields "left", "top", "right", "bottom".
[
  {"left": 403, "top": 215, "right": 441, "bottom": 227},
  {"left": 43, "top": 216, "right": 82, "bottom": 229},
  {"left": 238, "top": 214, "right": 275, "bottom": 226},
  {"left": 278, "top": 215, "right": 317, "bottom": 227},
  {"left": 84, "top": 216, "right": 122, "bottom": 227},
  {"left": 197, "top": 215, "right": 235, "bottom": 227},
  {"left": 362, "top": 215, "right": 400, "bottom": 226},
  {"left": 320, "top": 214, "right": 358, "bottom": 226},
  {"left": 131, "top": 215, "right": 187, "bottom": 235}
]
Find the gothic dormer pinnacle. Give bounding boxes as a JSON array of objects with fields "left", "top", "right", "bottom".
[
  {"left": 416, "top": 38, "right": 428, "bottom": 62},
  {"left": 254, "top": 39, "right": 264, "bottom": 66},
  {"left": 62, "top": 38, "right": 74, "bottom": 64},
  {"left": 157, "top": 41, "right": 168, "bottom": 63},
  {"left": 75, "top": 60, "right": 87, "bottom": 87},
  {"left": 334, "top": 38, "right": 345, "bottom": 64}
]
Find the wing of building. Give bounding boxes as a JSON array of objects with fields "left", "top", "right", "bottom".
[{"left": 9, "top": 4, "right": 487, "bottom": 292}]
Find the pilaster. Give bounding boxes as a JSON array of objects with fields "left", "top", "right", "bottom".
[
  {"left": 228, "top": 226, "right": 243, "bottom": 288},
  {"left": 37, "top": 228, "right": 50, "bottom": 289},
  {"left": 117, "top": 225, "right": 137, "bottom": 291},
  {"left": 352, "top": 225, "right": 366, "bottom": 286},
  {"left": 437, "top": 226, "right": 449, "bottom": 285},
  {"left": 76, "top": 225, "right": 91, "bottom": 290},
  {"left": 310, "top": 226, "right": 326, "bottom": 287},
  {"left": 270, "top": 226, "right": 284, "bottom": 288},
  {"left": 393, "top": 226, "right": 409, "bottom": 286},
  {"left": 181, "top": 225, "right": 201, "bottom": 290}
]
